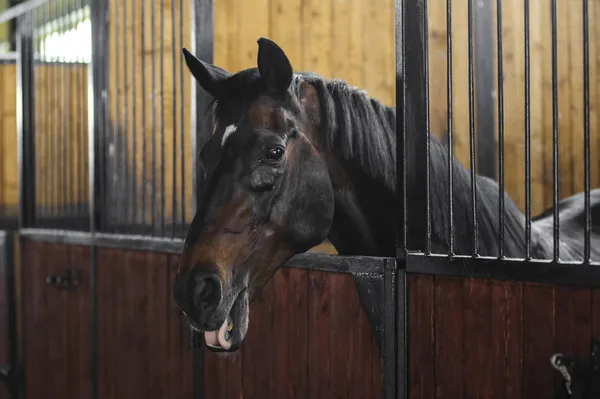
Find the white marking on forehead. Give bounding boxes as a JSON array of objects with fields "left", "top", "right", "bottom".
[{"left": 221, "top": 124, "right": 237, "bottom": 147}]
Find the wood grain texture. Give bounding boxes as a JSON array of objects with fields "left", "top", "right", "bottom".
[
  {"left": 409, "top": 274, "right": 600, "bottom": 398},
  {"left": 96, "top": 248, "right": 192, "bottom": 399},
  {"left": 203, "top": 268, "right": 382, "bottom": 399},
  {"left": 21, "top": 241, "right": 92, "bottom": 399}
]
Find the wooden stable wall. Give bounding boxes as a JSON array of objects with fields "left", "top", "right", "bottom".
[
  {"left": 427, "top": 0, "right": 600, "bottom": 216},
  {"left": 0, "top": 63, "right": 17, "bottom": 220},
  {"left": 3, "top": 0, "right": 600, "bottom": 225},
  {"left": 19, "top": 241, "right": 382, "bottom": 398},
  {"left": 408, "top": 273, "right": 600, "bottom": 398}
]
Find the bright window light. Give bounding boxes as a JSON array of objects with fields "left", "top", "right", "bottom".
[{"left": 38, "top": 8, "right": 91, "bottom": 63}]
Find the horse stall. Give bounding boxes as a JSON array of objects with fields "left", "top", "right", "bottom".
[{"left": 0, "top": 0, "right": 598, "bottom": 398}]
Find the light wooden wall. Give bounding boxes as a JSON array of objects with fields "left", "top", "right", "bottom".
[
  {"left": 427, "top": 0, "right": 600, "bottom": 216},
  {"left": 2, "top": 0, "right": 600, "bottom": 235},
  {"left": 0, "top": 63, "right": 18, "bottom": 214}
]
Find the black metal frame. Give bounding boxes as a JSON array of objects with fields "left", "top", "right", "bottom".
[
  {"left": 0, "top": 231, "right": 18, "bottom": 399},
  {"left": 3, "top": 0, "right": 600, "bottom": 398}
]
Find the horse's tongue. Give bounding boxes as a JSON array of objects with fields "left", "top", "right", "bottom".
[
  {"left": 204, "top": 319, "right": 231, "bottom": 349},
  {"left": 204, "top": 330, "right": 219, "bottom": 347}
]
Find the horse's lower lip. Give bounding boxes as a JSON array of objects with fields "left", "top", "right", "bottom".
[{"left": 203, "top": 288, "right": 246, "bottom": 351}]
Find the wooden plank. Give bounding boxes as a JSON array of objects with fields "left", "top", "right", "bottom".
[
  {"left": 308, "top": 270, "right": 331, "bottom": 398},
  {"left": 301, "top": 0, "right": 332, "bottom": 77},
  {"left": 408, "top": 273, "right": 435, "bottom": 399},
  {"left": 553, "top": 285, "right": 592, "bottom": 394},
  {"left": 557, "top": 0, "right": 573, "bottom": 199},
  {"left": 434, "top": 277, "right": 463, "bottom": 398},
  {"left": 590, "top": 0, "right": 600, "bottom": 192},
  {"left": 67, "top": 245, "right": 92, "bottom": 399},
  {"left": 568, "top": 0, "right": 584, "bottom": 197},
  {"left": 593, "top": 289, "right": 600, "bottom": 341},
  {"left": 0, "top": 64, "right": 18, "bottom": 211},
  {"left": 489, "top": 280, "right": 523, "bottom": 398},
  {"left": 22, "top": 242, "right": 70, "bottom": 398},
  {"left": 462, "top": 278, "right": 493, "bottom": 398},
  {"left": 96, "top": 248, "right": 170, "bottom": 399},
  {"left": 522, "top": 283, "right": 555, "bottom": 399},
  {"left": 327, "top": 273, "right": 353, "bottom": 398},
  {"left": 331, "top": 0, "right": 364, "bottom": 88},
  {"left": 166, "top": 254, "right": 194, "bottom": 398},
  {"left": 270, "top": 0, "right": 302, "bottom": 70}
]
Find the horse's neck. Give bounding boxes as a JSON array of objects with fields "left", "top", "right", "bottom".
[{"left": 325, "top": 160, "right": 397, "bottom": 257}]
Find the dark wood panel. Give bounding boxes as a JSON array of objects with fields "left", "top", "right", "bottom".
[
  {"left": 522, "top": 284, "right": 556, "bottom": 399},
  {"left": 434, "top": 277, "right": 463, "bottom": 398},
  {"left": 22, "top": 241, "right": 72, "bottom": 399},
  {"left": 409, "top": 274, "right": 600, "bottom": 399},
  {"left": 408, "top": 273, "right": 435, "bottom": 399},
  {"left": 462, "top": 278, "right": 492, "bottom": 398},
  {"left": 204, "top": 268, "right": 382, "bottom": 399},
  {"left": 66, "top": 245, "right": 92, "bottom": 399},
  {"left": 489, "top": 281, "right": 522, "bottom": 398},
  {"left": 97, "top": 248, "right": 192, "bottom": 399}
]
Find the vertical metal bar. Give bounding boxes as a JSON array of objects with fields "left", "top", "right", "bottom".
[
  {"left": 383, "top": 261, "right": 397, "bottom": 398},
  {"left": 424, "top": 0, "right": 431, "bottom": 255},
  {"left": 398, "top": 0, "right": 407, "bottom": 255},
  {"left": 583, "top": 0, "right": 591, "bottom": 263},
  {"left": 496, "top": 0, "right": 505, "bottom": 258},
  {"left": 160, "top": 0, "right": 165, "bottom": 237},
  {"left": 113, "top": 0, "right": 120, "bottom": 232},
  {"left": 17, "top": 12, "right": 36, "bottom": 228},
  {"left": 40, "top": 6, "right": 47, "bottom": 220},
  {"left": 171, "top": 0, "right": 177, "bottom": 238},
  {"left": 0, "top": 232, "right": 17, "bottom": 399},
  {"left": 467, "top": 0, "right": 478, "bottom": 256},
  {"left": 190, "top": 0, "right": 214, "bottom": 215},
  {"left": 551, "top": 0, "right": 560, "bottom": 262},
  {"left": 151, "top": 0, "right": 157, "bottom": 235},
  {"left": 78, "top": 0, "right": 86, "bottom": 223},
  {"left": 524, "top": 0, "right": 531, "bottom": 259},
  {"left": 446, "top": 0, "right": 454, "bottom": 256},
  {"left": 179, "top": 0, "right": 185, "bottom": 236},
  {"left": 141, "top": 0, "right": 147, "bottom": 229},
  {"left": 61, "top": 0, "right": 69, "bottom": 221},
  {"left": 131, "top": 0, "right": 137, "bottom": 227},
  {"left": 122, "top": 0, "right": 129, "bottom": 228}
]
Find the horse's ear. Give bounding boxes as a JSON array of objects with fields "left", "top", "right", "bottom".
[
  {"left": 298, "top": 81, "right": 321, "bottom": 126},
  {"left": 183, "top": 48, "right": 232, "bottom": 98},
  {"left": 257, "top": 37, "right": 293, "bottom": 94}
]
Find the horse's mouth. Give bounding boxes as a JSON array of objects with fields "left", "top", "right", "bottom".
[{"left": 203, "top": 288, "right": 248, "bottom": 352}]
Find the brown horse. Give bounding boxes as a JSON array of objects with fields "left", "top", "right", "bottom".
[{"left": 172, "top": 37, "right": 600, "bottom": 352}]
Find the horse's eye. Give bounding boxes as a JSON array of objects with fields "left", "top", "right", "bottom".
[{"left": 264, "top": 147, "right": 285, "bottom": 161}]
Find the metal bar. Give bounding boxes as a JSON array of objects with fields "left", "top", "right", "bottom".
[
  {"left": 17, "top": 12, "right": 36, "bottom": 228},
  {"left": 171, "top": 0, "right": 177, "bottom": 238},
  {"left": 122, "top": 0, "right": 129, "bottom": 228},
  {"left": 0, "top": 52, "right": 17, "bottom": 61},
  {"left": 467, "top": 0, "right": 478, "bottom": 256},
  {"left": 61, "top": 0, "right": 68, "bottom": 220},
  {"left": 78, "top": 0, "right": 86, "bottom": 223},
  {"left": 131, "top": 0, "right": 137, "bottom": 226},
  {"left": 160, "top": 0, "right": 165, "bottom": 237},
  {"left": 39, "top": 6, "right": 47, "bottom": 220},
  {"left": 0, "top": 232, "right": 17, "bottom": 399},
  {"left": 446, "top": 0, "right": 454, "bottom": 256},
  {"left": 141, "top": 0, "right": 147, "bottom": 229},
  {"left": 496, "top": 0, "right": 505, "bottom": 258},
  {"left": 583, "top": 0, "right": 591, "bottom": 263},
  {"left": 0, "top": 0, "right": 46, "bottom": 25},
  {"left": 405, "top": 253, "right": 600, "bottom": 288},
  {"left": 551, "top": 0, "right": 560, "bottom": 261},
  {"left": 396, "top": 268, "right": 407, "bottom": 399},
  {"left": 113, "top": 0, "right": 120, "bottom": 232},
  {"left": 398, "top": 0, "right": 407, "bottom": 255},
  {"left": 474, "top": 0, "right": 496, "bottom": 180},
  {"left": 383, "top": 260, "right": 397, "bottom": 398},
  {"left": 424, "top": 0, "right": 431, "bottom": 255},
  {"left": 524, "top": 0, "right": 531, "bottom": 259},
  {"left": 190, "top": 0, "right": 214, "bottom": 214},
  {"left": 179, "top": 0, "right": 185, "bottom": 237},
  {"left": 151, "top": 0, "right": 156, "bottom": 235}
]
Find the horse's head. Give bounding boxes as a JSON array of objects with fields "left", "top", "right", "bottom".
[{"left": 172, "top": 38, "right": 335, "bottom": 351}]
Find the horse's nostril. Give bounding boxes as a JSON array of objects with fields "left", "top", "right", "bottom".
[{"left": 191, "top": 273, "right": 220, "bottom": 309}]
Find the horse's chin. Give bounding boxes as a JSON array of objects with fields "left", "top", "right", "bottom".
[{"left": 203, "top": 288, "right": 249, "bottom": 353}]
